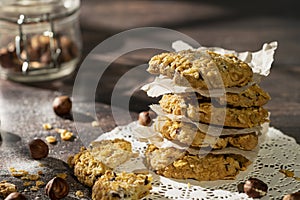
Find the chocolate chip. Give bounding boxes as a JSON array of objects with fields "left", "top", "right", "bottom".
[
  {"left": 45, "top": 177, "right": 69, "bottom": 200},
  {"left": 52, "top": 96, "right": 72, "bottom": 116},
  {"left": 144, "top": 176, "right": 150, "bottom": 185},
  {"left": 4, "top": 192, "right": 27, "bottom": 200},
  {"left": 244, "top": 177, "right": 268, "bottom": 198},
  {"left": 28, "top": 139, "right": 49, "bottom": 160},
  {"left": 283, "top": 192, "right": 300, "bottom": 200}
]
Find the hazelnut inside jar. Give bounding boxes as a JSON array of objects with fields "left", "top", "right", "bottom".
[{"left": 0, "top": 0, "right": 82, "bottom": 83}]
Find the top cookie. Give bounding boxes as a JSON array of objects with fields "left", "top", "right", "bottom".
[{"left": 148, "top": 50, "right": 253, "bottom": 89}]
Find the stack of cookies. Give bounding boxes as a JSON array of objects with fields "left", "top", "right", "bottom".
[{"left": 142, "top": 49, "right": 271, "bottom": 181}]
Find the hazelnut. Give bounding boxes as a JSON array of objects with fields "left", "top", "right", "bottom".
[
  {"left": 0, "top": 49, "right": 13, "bottom": 68},
  {"left": 28, "top": 139, "right": 49, "bottom": 160},
  {"left": 138, "top": 111, "right": 152, "bottom": 126},
  {"left": 7, "top": 43, "right": 16, "bottom": 53},
  {"left": 59, "top": 36, "right": 72, "bottom": 48},
  {"left": 59, "top": 47, "right": 72, "bottom": 63},
  {"left": 244, "top": 177, "right": 268, "bottom": 198},
  {"left": 40, "top": 50, "right": 52, "bottom": 64},
  {"left": 45, "top": 177, "right": 69, "bottom": 200},
  {"left": 38, "top": 35, "right": 50, "bottom": 51},
  {"left": 69, "top": 43, "right": 79, "bottom": 57},
  {"left": 52, "top": 96, "right": 72, "bottom": 116},
  {"left": 4, "top": 192, "right": 27, "bottom": 200},
  {"left": 21, "top": 47, "right": 40, "bottom": 61},
  {"left": 283, "top": 192, "right": 300, "bottom": 200}
]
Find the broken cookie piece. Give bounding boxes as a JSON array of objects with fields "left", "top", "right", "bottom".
[
  {"left": 145, "top": 144, "right": 251, "bottom": 181},
  {"left": 92, "top": 170, "right": 152, "bottom": 200}
]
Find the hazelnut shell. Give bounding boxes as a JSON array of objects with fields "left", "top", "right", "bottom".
[
  {"left": 28, "top": 139, "right": 49, "bottom": 160},
  {"left": 4, "top": 192, "right": 27, "bottom": 200},
  {"left": 45, "top": 177, "right": 69, "bottom": 200}
]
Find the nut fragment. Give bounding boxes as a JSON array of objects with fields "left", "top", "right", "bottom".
[
  {"left": 244, "top": 177, "right": 268, "bottom": 198},
  {"left": 46, "top": 136, "right": 57, "bottom": 144},
  {"left": 42, "top": 123, "right": 52, "bottom": 130},
  {"left": 283, "top": 192, "right": 300, "bottom": 200},
  {"left": 45, "top": 177, "right": 69, "bottom": 200},
  {"left": 52, "top": 96, "right": 72, "bottom": 116},
  {"left": 60, "top": 131, "right": 73, "bottom": 141},
  {"left": 0, "top": 182, "right": 17, "bottom": 198},
  {"left": 28, "top": 139, "right": 49, "bottom": 160},
  {"left": 138, "top": 111, "right": 152, "bottom": 126},
  {"left": 56, "top": 173, "right": 67, "bottom": 180},
  {"left": 75, "top": 190, "right": 84, "bottom": 198},
  {"left": 4, "top": 192, "right": 27, "bottom": 200}
]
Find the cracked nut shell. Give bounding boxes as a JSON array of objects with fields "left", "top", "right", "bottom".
[
  {"left": 28, "top": 139, "right": 49, "bottom": 160},
  {"left": 53, "top": 96, "right": 72, "bottom": 116},
  {"left": 4, "top": 192, "right": 27, "bottom": 200},
  {"left": 244, "top": 177, "right": 268, "bottom": 198},
  {"left": 45, "top": 177, "right": 69, "bottom": 200}
]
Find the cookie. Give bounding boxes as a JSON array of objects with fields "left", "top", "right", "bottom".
[
  {"left": 145, "top": 144, "right": 251, "bottom": 181},
  {"left": 148, "top": 50, "right": 253, "bottom": 89},
  {"left": 159, "top": 94, "right": 269, "bottom": 128},
  {"left": 68, "top": 139, "right": 138, "bottom": 187},
  {"left": 157, "top": 118, "right": 258, "bottom": 150},
  {"left": 68, "top": 147, "right": 110, "bottom": 187},
  {"left": 92, "top": 170, "right": 152, "bottom": 200}
]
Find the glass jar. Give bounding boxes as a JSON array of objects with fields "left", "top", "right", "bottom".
[{"left": 0, "top": 0, "right": 82, "bottom": 82}]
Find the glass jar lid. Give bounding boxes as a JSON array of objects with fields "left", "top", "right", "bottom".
[{"left": 0, "top": 0, "right": 80, "bottom": 23}]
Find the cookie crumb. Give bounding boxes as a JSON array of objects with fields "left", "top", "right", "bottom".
[
  {"left": 56, "top": 173, "right": 68, "bottom": 180},
  {"left": 35, "top": 181, "right": 45, "bottom": 187},
  {"left": 55, "top": 128, "right": 67, "bottom": 134},
  {"left": 30, "top": 186, "right": 39, "bottom": 191},
  {"left": 187, "top": 182, "right": 191, "bottom": 188},
  {"left": 27, "top": 174, "right": 40, "bottom": 181},
  {"left": 46, "top": 136, "right": 57, "bottom": 144},
  {"left": 0, "top": 182, "right": 17, "bottom": 197},
  {"left": 55, "top": 128, "right": 74, "bottom": 141},
  {"left": 60, "top": 131, "right": 73, "bottom": 141},
  {"left": 43, "top": 123, "right": 52, "bottom": 130},
  {"left": 279, "top": 169, "right": 294, "bottom": 177},
  {"left": 75, "top": 190, "right": 84, "bottom": 198},
  {"left": 23, "top": 181, "right": 32, "bottom": 187},
  {"left": 39, "top": 163, "right": 45, "bottom": 167},
  {"left": 10, "top": 168, "right": 29, "bottom": 177}
]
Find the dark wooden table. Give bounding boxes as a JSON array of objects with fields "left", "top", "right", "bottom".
[{"left": 0, "top": 1, "right": 299, "bottom": 199}]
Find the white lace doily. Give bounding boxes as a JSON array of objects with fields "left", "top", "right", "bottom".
[{"left": 95, "top": 123, "right": 300, "bottom": 200}]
